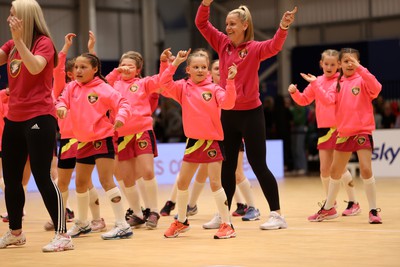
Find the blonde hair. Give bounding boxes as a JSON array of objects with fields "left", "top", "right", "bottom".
[
  {"left": 228, "top": 5, "right": 254, "bottom": 42},
  {"left": 119, "top": 51, "right": 143, "bottom": 77},
  {"left": 11, "top": 0, "right": 57, "bottom": 66},
  {"left": 321, "top": 49, "right": 339, "bottom": 61}
]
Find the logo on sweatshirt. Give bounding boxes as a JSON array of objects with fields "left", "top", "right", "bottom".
[
  {"left": 129, "top": 84, "right": 139, "bottom": 93},
  {"left": 351, "top": 87, "right": 360, "bottom": 96},
  {"left": 9, "top": 59, "right": 22, "bottom": 78},
  {"left": 357, "top": 136, "right": 366, "bottom": 145},
  {"left": 93, "top": 140, "right": 102, "bottom": 150},
  {"left": 207, "top": 149, "right": 217, "bottom": 158},
  {"left": 202, "top": 92, "right": 212, "bottom": 102},
  {"left": 88, "top": 93, "right": 99, "bottom": 104},
  {"left": 238, "top": 48, "right": 248, "bottom": 59},
  {"left": 138, "top": 140, "right": 148, "bottom": 150}
]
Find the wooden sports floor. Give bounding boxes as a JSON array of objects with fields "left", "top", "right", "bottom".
[{"left": 0, "top": 176, "right": 399, "bottom": 267}]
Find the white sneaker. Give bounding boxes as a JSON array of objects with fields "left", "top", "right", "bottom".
[
  {"left": 202, "top": 213, "right": 221, "bottom": 229},
  {"left": 67, "top": 221, "right": 91, "bottom": 238},
  {"left": 0, "top": 230, "right": 26, "bottom": 248},
  {"left": 42, "top": 234, "right": 74, "bottom": 252},
  {"left": 260, "top": 211, "right": 288, "bottom": 230},
  {"left": 101, "top": 222, "right": 133, "bottom": 240}
]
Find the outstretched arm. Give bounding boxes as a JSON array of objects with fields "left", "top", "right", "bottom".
[{"left": 280, "top": 6, "right": 298, "bottom": 30}]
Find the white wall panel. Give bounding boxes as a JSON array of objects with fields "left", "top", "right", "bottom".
[
  {"left": 96, "top": 11, "right": 120, "bottom": 60},
  {"left": 372, "top": 0, "right": 400, "bottom": 17}
]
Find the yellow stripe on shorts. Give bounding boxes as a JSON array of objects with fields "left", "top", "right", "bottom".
[
  {"left": 185, "top": 139, "right": 205, "bottom": 155},
  {"left": 61, "top": 138, "right": 78, "bottom": 154},
  {"left": 317, "top": 127, "right": 336, "bottom": 145},
  {"left": 336, "top": 136, "right": 349, "bottom": 144},
  {"left": 118, "top": 134, "right": 135, "bottom": 152}
]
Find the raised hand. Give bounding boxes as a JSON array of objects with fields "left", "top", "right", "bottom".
[
  {"left": 202, "top": 0, "right": 213, "bottom": 7},
  {"left": 300, "top": 72, "right": 317, "bottom": 83},
  {"left": 172, "top": 48, "right": 191, "bottom": 67},
  {"left": 227, "top": 63, "right": 237, "bottom": 80},
  {"left": 117, "top": 66, "right": 132, "bottom": 75},
  {"left": 281, "top": 6, "right": 298, "bottom": 28},
  {"left": 8, "top": 15, "right": 23, "bottom": 41},
  {"left": 88, "top": 30, "right": 96, "bottom": 54},
  {"left": 344, "top": 54, "right": 361, "bottom": 69},
  {"left": 288, "top": 84, "right": 297, "bottom": 94},
  {"left": 160, "top": 48, "right": 175, "bottom": 63}
]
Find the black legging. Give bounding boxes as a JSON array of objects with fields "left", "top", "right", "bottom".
[
  {"left": 221, "top": 106, "right": 280, "bottom": 211},
  {"left": 2, "top": 115, "right": 66, "bottom": 233}
]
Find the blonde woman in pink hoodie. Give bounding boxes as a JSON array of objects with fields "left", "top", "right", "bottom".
[
  {"left": 161, "top": 49, "right": 238, "bottom": 239},
  {"left": 305, "top": 48, "right": 382, "bottom": 224}
]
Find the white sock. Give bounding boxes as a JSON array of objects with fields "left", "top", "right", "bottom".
[
  {"left": 89, "top": 187, "right": 101, "bottom": 220},
  {"left": 362, "top": 176, "right": 377, "bottom": 210},
  {"left": 341, "top": 170, "right": 356, "bottom": 202},
  {"left": 233, "top": 185, "right": 244, "bottom": 204},
  {"left": 125, "top": 185, "right": 143, "bottom": 218},
  {"left": 188, "top": 180, "right": 205, "bottom": 208},
  {"left": 76, "top": 190, "right": 90, "bottom": 223},
  {"left": 116, "top": 179, "right": 127, "bottom": 199},
  {"left": 143, "top": 177, "right": 159, "bottom": 213},
  {"left": 106, "top": 187, "right": 125, "bottom": 224},
  {"left": 320, "top": 175, "right": 330, "bottom": 197},
  {"left": 177, "top": 189, "right": 189, "bottom": 223},
  {"left": 325, "top": 178, "right": 341, "bottom": 209},
  {"left": 213, "top": 187, "right": 230, "bottom": 224},
  {"left": 137, "top": 177, "right": 149, "bottom": 209},
  {"left": 237, "top": 179, "right": 256, "bottom": 207}
]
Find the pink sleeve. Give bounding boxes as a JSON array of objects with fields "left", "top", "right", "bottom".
[
  {"left": 357, "top": 65, "right": 382, "bottom": 99},
  {"left": 258, "top": 29, "right": 288, "bottom": 60},
  {"left": 55, "top": 82, "right": 72, "bottom": 109},
  {"left": 53, "top": 51, "right": 67, "bottom": 98},
  {"left": 111, "top": 92, "right": 131, "bottom": 124},
  {"left": 290, "top": 83, "right": 316, "bottom": 106},
  {"left": 313, "top": 81, "right": 336, "bottom": 105},
  {"left": 159, "top": 65, "right": 183, "bottom": 103},
  {"left": 105, "top": 69, "right": 120, "bottom": 86},
  {"left": 215, "top": 79, "right": 236, "bottom": 110},
  {"left": 195, "top": 4, "right": 227, "bottom": 52}
]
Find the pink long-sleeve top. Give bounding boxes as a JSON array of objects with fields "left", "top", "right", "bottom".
[
  {"left": 55, "top": 77, "right": 131, "bottom": 142},
  {"left": 53, "top": 51, "right": 74, "bottom": 138},
  {"left": 160, "top": 64, "right": 236, "bottom": 141},
  {"left": 106, "top": 69, "right": 161, "bottom": 136},
  {"left": 291, "top": 73, "right": 339, "bottom": 128},
  {"left": 314, "top": 66, "right": 382, "bottom": 137},
  {"left": 195, "top": 4, "right": 287, "bottom": 110}
]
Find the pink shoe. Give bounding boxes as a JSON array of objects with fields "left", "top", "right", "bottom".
[
  {"left": 369, "top": 209, "right": 382, "bottom": 224},
  {"left": 308, "top": 207, "right": 339, "bottom": 222},
  {"left": 342, "top": 201, "right": 361, "bottom": 216}
]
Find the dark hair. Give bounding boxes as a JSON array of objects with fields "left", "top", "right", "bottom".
[
  {"left": 336, "top": 48, "right": 360, "bottom": 92},
  {"left": 65, "top": 58, "right": 75, "bottom": 83},
  {"left": 78, "top": 53, "right": 108, "bottom": 83}
]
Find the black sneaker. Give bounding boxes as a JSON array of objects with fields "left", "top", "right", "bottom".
[
  {"left": 160, "top": 201, "right": 176, "bottom": 216},
  {"left": 66, "top": 208, "right": 75, "bottom": 222},
  {"left": 125, "top": 208, "right": 134, "bottom": 221},
  {"left": 232, "top": 203, "right": 248, "bottom": 216},
  {"left": 142, "top": 208, "right": 151, "bottom": 221}
]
